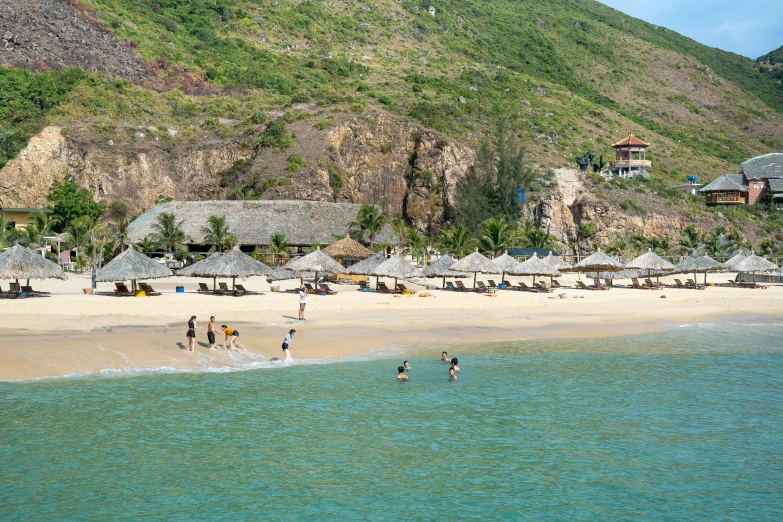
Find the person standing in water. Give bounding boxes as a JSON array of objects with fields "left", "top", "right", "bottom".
[
  {"left": 397, "top": 366, "right": 409, "bottom": 380},
  {"left": 207, "top": 316, "right": 217, "bottom": 350},
  {"left": 221, "top": 325, "right": 239, "bottom": 351},
  {"left": 283, "top": 329, "right": 296, "bottom": 361},
  {"left": 441, "top": 351, "right": 451, "bottom": 363},
  {"left": 448, "top": 367, "right": 458, "bottom": 381},
  {"left": 298, "top": 285, "right": 307, "bottom": 321},
  {"left": 403, "top": 361, "right": 412, "bottom": 372},
  {"left": 450, "top": 357, "right": 460, "bottom": 373},
  {"left": 186, "top": 315, "right": 197, "bottom": 352}
]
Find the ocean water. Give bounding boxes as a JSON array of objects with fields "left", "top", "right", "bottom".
[{"left": 2, "top": 324, "right": 783, "bottom": 521}]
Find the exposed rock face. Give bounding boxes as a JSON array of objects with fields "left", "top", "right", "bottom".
[{"left": 0, "top": 0, "right": 149, "bottom": 82}]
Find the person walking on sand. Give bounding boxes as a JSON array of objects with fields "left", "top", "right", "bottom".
[
  {"left": 282, "top": 329, "right": 296, "bottom": 361},
  {"left": 298, "top": 285, "right": 307, "bottom": 320},
  {"left": 207, "top": 316, "right": 217, "bottom": 350},
  {"left": 397, "top": 366, "right": 409, "bottom": 380},
  {"left": 186, "top": 315, "right": 198, "bottom": 352},
  {"left": 221, "top": 325, "right": 239, "bottom": 351}
]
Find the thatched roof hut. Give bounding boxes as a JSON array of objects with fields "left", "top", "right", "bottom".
[
  {"left": 544, "top": 251, "right": 572, "bottom": 271},
  {"left": 626, "top": 249, "right": 675, "bottom": 272},
  {"left": 266, "top": 267, "right": 313, "bottom": 283},
  {"left": 570, "top": 249, "right": 624, "bottom": 272},
  {"left": 516, "top": 253, "right": 561, "bottom": 284},
  {"left": 97, "top": 248, "right": 173, "bottom": 290},
  {"left": 733, "top": 254, "right": 778, "bottom": 282},
  {"left": 323, "top": 234, "right": 374, "bottom": 260},
  {"left": 178, "top": 246, "right": 273, "bottom": 290},
  {"left": 724, "top": 253, "right": 747, "bottom": 271},
  {"left": 346, "top": 253, "right": 387, "bottom": 275},
  {"left": 127, "top": 200, "right": 397, "bottom": 247},
  {"left": 371, "top": 256, "right": 423, "bottom": 289},
  {"left": 673, "top": 255, "right": 724, "bottom": 286},
  {"left": 450, "top": 249, "right": 498, "bottom": 290},
  {"left": 421, "top": 254, "right": 468, "bottom": 288},
  {"left": 0, "top": 243, "right": 67, "bottom": 283},
  {"left": 492, "top": 251, "right": 525, "bottom": 281}
]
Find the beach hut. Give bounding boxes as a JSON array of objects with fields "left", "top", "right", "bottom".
[
  {"left": 569, "top": 249, "right": 624, "bottom": 273},
  {"left": 450, "top": 249, "right": 499, "bottom": 291},
  {"left": 371, "top": 255, "right": 423, "bottom": 290},
  {"left": 323, "top": 234, "right": 374, "bottom": 265},
  {"left": 672, "top": 254, "right": 724, "bottom": 286},
  {"left": 625, "top": 249, "right": 675, "bottom": 284},
  {"left": 96, "top": 247, "right": 173, "bottom": 292},
  {"left": 544, "top": 251, "right": 572, "bottom": 271},
  {"left": 0, "top": 243, "right": 67, "bottom": 290},
  {"left": 178, "top": 246, "right": 273, "bottom": 291},
  {"left": 492, "top": 251, "right": 525, "bottom": 283},
  {"left": 422, "top": 254, "right": 468, "bottom": 289},
  {"left": 346, "top": 252, "right": 387, "bottom": 289},
  {"left": 733, "top": 254, "right": 778, "bottom": 284},
  {"left": 516, "top": 252, "right": 561, "bottom": 285},
  {"left": 282, "top": 247, "right": 344, "bottom": 285},
  {"left": 724, "top": 252, "right": 747, "bottom": 271}
]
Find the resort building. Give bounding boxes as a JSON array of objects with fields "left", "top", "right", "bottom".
[
  {"left": 0, "top": 207, "right": 53, "bottom": 230},
  {"left": 701, "top": 153, "right": 783, "bottom": 207},
  {"left": 127, "top": 200, "right": 397, "bottom": 250},
  {"left": 608, "top": 133, "right": 651, "bottom": 178}
]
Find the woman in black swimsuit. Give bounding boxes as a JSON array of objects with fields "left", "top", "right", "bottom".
[{"left": 186, "top": 315, "right": 197, "bottom": 352}]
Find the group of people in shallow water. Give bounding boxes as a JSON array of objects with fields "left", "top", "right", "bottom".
[
  {"left": 397, "top": 351, "right": 460, "bottom": 382},
  {"left": 185, "top": 316, "right": 297, "bottom": 362}
]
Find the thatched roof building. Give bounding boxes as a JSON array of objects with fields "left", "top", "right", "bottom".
[
  {"left": 97, "top": 248, "right": 173, "bottom": 287},
  {"left": 323, "top": 234, "right": 374, "bottom": 260},
  {"left": 127, "top": 200, "right": 397, "bottom": 247},
  {"left": 0, "top": 244, "right": 67, "bottom": 282}
]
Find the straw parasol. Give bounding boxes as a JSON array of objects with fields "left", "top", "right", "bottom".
[
  {"left": 492, "top": 251, "right": 525, "bottom": 283},
  {"left": 281, "top": 246, "right": 344, "bottom": 285},
  {"left": 516, "top": 252, "right": 561, "bottom": 285},
  {"left": 569, "top": 249, "right": 624, "bottom": 273},
  {"left": 266, "top": 267, "right": 313, "bottom": 282},
  {"left": 733, "top": 253, "right": 778, "bottom": 283},
  {"left": 544, "top": 251, "right": 572, "bottom": 271},
  {"left": 371, "top": 255, "right": 423, "bottom": 290},
  {"left": 422, "top": 254, "right": 469, "bottom": 288},
  {"left": 323, "top": 234, "right": 374, "bottom": 260},
  {"left": 178, "top": 246, "right": 273, "bottom": 290},
  {"left": 724, "top": 252, "right": 747, "bottom": 271},
  {"left": 625, "top": 248, "right": 675, "bottom": 284},
  {"left": 450, "top": 248, "right": 499, "bottom": 290},
  {"left": 346, "top": 252, "right": 387, "bottom": 289},
  {"left": 672, "top": 254, "right": 724, "bottom": 286},
  {"left": 0, "top": 243, "right": 67, "bottom": 285},
  {"left": 96, "top": 247, "right": 173, "bottom": 291}
]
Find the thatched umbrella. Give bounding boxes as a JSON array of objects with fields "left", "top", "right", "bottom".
[
  {"left": 347, "top": 252, "right": 387, "bottom": 289},
  {"left": 569, "top": 249, "right": 624, "bottom": 273},
  {"left": 626, "top": 248, "right": 675, "bottom": 284},
  {"left": 97, "top": 247, "right": 172, "bottom": 291},
  {"left": 724, "top": 252, "right": 747, "bottom": 271},
  {"left": 178, "top": 246, "right": 273, "bottom": 290},
  {"left": 0, "top": 243, "right": 67, "bottom": 286},
  {"left": 371, "top": 255, "right": 423, "bottom": 290},
  {"left": 422, "top": 254, "right": 469, "bottom": 288},
  {"left": 516, "top": 252, "right": 561, "bottom": 285},
  {"left": 733, "top": 254, "right": 778, "bottom": 284},
  {"left": 450, "top": 248, "right": 499, "bottom": 290},
  {"left": 672, "top": 254, "right": 725, "bottom": 286},
  {"left": 492, "top": 251, "right": 525, "bottom": 283},
  {"left": 323, "top": 234, "right": 374, "bottom": 261},
  {"left": 282, "top": 246, "right": 344, "bottom": 285},
  {"left": 544, "top": 251, "right": 572, "bottom": 271}
]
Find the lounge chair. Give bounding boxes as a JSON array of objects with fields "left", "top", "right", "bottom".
[
  {"left": 476, "top": 281, "right": 496, "bottom": 294},
  {"left": 630, "top": 277, "right": 646, "bottom": 290},
  {"left": 114, "top": 283, "right": 135, "bottom": 297},
  {"left": 517, "top": 282, "right": 541, "bottom": 293},
  {"left": 444, "top": 281, "right": 455, "bottom": 290},
  {"left": 304, "top": 283, "right": 317, "bottom": 293},
  {"left": 454, "top": 281, "right": 472, "bottom": 292},
  {"left": 533, "top": 282, "right": 553, "bottom": 293},
  {"left": 235, "top": 284, "right": 259, "bottom": 295},
  {"left": 198, "top": 282, "right": 211, "bottom": 293},
  {"left": 377, "top": 282, "right": 400, "bottom": 294},
  {"left": 356, "top": 281, "right": 371, "bottom": 291},
  {"left": 9, "top": 282, "right": 22, "bottom": 293},
  {"left": 21, "top": 285, "right": 49, "bottom": 295},
  {"left": 502, "top": 280, "right": 514, "bottom": 289},
  {"left": 319, "top": 283, "right": 337, "bottom": 295},
  {"left": 574, "top": 280, "right": 598, "bottom": 291},
  {"left": 686, "top": 279, "right": 705, "bottom": 290},
  {"left": 139, "top": 283, "right": 162, "bottom": 296},
  {"left": 551, "top": 280, "right": 563, "bottom": 289},
  {"left": 487, "top": 280, "right": 499, "bottom": 289},
  {"left": 592, "top": 278, "right": 608, "bottom": 290},
  {"left": 645, "top": 278, "right": 664, "bottom": 289},
  {"left": 214, "top": 282, "right": 233, "bottom": 295}
]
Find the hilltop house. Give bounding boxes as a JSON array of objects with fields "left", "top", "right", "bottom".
[
  {"left": 0, "top": 207, "right": 53, "bottom": 230},
  {"left": 608, "top": 133, "right": 651, "bottom": 178},
  {"left": 127, "top": 200, "right": 398, "bottom": 250},
  {"left": 700, "top": 153, "right": 783, "bottom": 207}
]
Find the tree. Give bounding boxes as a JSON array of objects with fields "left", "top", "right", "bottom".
[
  {"left": 115, "top": 219, "right": 131, "bottom": 251},
  {"left": 402, "top": 227, "right": 429, "bottom": 265},
  {"left": 606, "top": 235, "right": 629, "bottom": 256},
  {"left": 679, "top": 226, "right": 701, "bottom": 254},
  {"left": 479, "top": 217, "right": 514, "bottom": 256},
  {"left": 0, "top": 216, "right": 17, "bottom": 248},
  {"left": 136, "top": 236, "right": 159, "bottom": 253},
  {"left": 437, "top": 223, "right": 477, "bottom": 257},
  {"left": 268, "top": 232, "right": 287, "bottom": 253},
  {"left": 107, "top": 200, "right": 129, "bottom": 223},
  {"left": 524, "top": 226, "right": 557, "bottom": 250},
  {"left": 30, "top": 211, "right": 57, "bottom": 236},
  {"left": 201, "top": 215, "right": 237, "bottom": 252},
  {"left": 350, "top": 204, "right": 388, "bottom": 246},
  {"left": 46, "top": 174, "right": 103, "bottom": 232},
  {"left": 152, "top": 212, "right": 191, "bottom": 252},
  {"left": 65, "top": 215, "right": 95, "bottom": 252},
  {"left": 759, "top": 238, "right": 775, "bottom": 256}
]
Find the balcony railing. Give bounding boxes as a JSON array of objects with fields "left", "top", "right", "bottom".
[{"left": 609, "top": 160, "right": 652, "bottom": 168}]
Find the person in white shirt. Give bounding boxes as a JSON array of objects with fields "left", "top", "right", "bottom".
[
  {"left": 298, "top": 285, "right": 307, "bottom": 320},
  {"left": 282, "top": 329, "right": 296, "bottom": 361}
]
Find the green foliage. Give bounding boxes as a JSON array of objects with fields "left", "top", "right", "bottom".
[
  {"left": 313, "top": 116, "right": 334, "bottom": 130},
  {"left": 0, "top": 216, "right": 18, "bottom": 248},
  {"left": 107, "top": 200, "right": 129, "bottom": 222},
  {"left": 201, "top": 215, "right": 237, "bottom": 252},
  {"left": 285, "top": 153, "right": 307, "bottom": 172},
  {"left": 152, "top": 212, "right": 191, "bottom": 252},
  {"left": 255, "top": 121, "right": 295, "bottom": 151},
  {"left": 619, "top": 198, "right": 647, "bottom": 216},
  {"left": 578, "top": 222, "right": 595, "bottom": 239},
  {"left": 319, "top": 163, "right": 343, "bottom": 202},
  {"left": 349, "top": 204, "right": 388, "bottom": 246},
  {"left": 401, "top": 227, "right": 429, "bottom": 264},
  {"left": 46, "top": 174, "right": 104, "bottom": 232},
  {"left": 65, "top": 215, "right": 96, "bottom": 251},
  {"left": 437, "top": 223, "right": 478, "bottom": 257},
  {"left": 679, "top": 225, "right": 701, "bottom": 254},
  {"left": 268, "top": 232, "right": 287, "bottom": 253},
  {"left": 478, "top": 218, "right": 515, "bottom": 256}
]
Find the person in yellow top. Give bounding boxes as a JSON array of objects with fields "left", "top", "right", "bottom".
[{"left": 221, "top": 325, "right": 239, "bottom": 350}]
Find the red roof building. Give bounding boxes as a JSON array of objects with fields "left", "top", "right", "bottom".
[{"left": 609, "top": 133, "right": 651, "bottom": 177}]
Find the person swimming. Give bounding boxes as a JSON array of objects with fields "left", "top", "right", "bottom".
[
  {"left": 450, "top": 357, "right": 460, "bottom": 373},
  {"left": 283, "top": 329, "right": 296, "bottom": 361},
  {"left": 221, "top": 325, "right": 239, "bottom": 350},
  {"left": 186, "top": 315, "right": 197, "bottom": 352},
  {"left": 441, "top": 351, "right": 451, "bottom": 363},
  {"left": 403, "top": 360, "right": 411, "bottom": 371},
  {"left": 448, "top": 367, "right": 458, "bottom": 381},
  {"left": 397, "top": 366, "right": 409, "bottom": 380}
]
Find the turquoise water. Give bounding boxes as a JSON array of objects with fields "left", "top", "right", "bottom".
[{"left": 2, "top": 324, "right": 783, "bottom": 520}]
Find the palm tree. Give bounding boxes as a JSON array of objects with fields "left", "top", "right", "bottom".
[
  {"left": 525, "top": 226, "right": 557, "bottom": 250},
  {"left": 679, "top": 225, "right": 701, "bottom": 254},
  {"left": 402, "top": 227, "right": 429, "bottom": 266},
  {"left": 152, "top": 212, "right": 191, "bottom": 253},
  {"left": 115, "top": 219, "right": 131, "bottom": 251},
  {"left": 20, "top": 223, "right": 44, "bottom": 248},
  {"left": 65, "top": 215, "right": 95, "bottom": 252},
  {"left": 30, "top": 211, "right": 57, "bottom": 236},
  {"left": 201, "top": 215, "right": 237, "bottom": 252},
  {"left": 605, "top": 235, "right": 629, "bottom": 257},
  {"left": 479, "top": 217, "right": 513, "bottom": 256},
  {"left": 268, "top": 232, "right": 287, "bottom": 253},
  {"left": 655, "top": 235, "right": 672, "bottom": 256},
  {"left": 0, "top": 215, "right": 17, "bottom": 248},
  {"left": 349, "top": 204, "right": 387, "bottom": 246},
  {"left": 437, "top": 223, "right": 477, "bottom": 258},
  {"left": 758, "top": 238, "right": 775, "bottom": 256},
  {"left": 135, "top": 235, "right": 159, "bottom": 253}
]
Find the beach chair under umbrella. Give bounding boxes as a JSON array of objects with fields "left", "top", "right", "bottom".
[
  {"left": 449, "top": 248, "right": 499, "bottom": 291},
  {"left": 178, "top": 245, "right": 273, "bottom": 291},
  {"left": 371, "top": 255, "right": 424, "bottom": 291},
  {"left": 733, "top": 254, "right": 778, "bottom": 284},
  {"left": 422, "top": 254, "right": 469, "bottom": 289},
  {"left": 0, "top": 243, "right": 67, "bottom": 290},
  {"left": 625, "top": 248, "right": 675, "bottom": 284},
  {"left": 568, "top": 248, "right": 624, "bottom": 273},
  {"left": 672, "top": 254, "right": 725, "bottom": 287},
  {"left": 346, "top": 252, "right": 387, "bottom": 290},
  {"left": 282, "top": 246, "right": 344, "bottom": 286},
  {"left": 516, "top": 252, "right": 561, "bottom": 285},
  {"left": 492, "top": 251, "right": 525, "bottom": 284},
  {"left": 96, "top": 247, "right": 173, "bottom": 292}
]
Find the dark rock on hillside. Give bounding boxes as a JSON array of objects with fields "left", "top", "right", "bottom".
[{"left": 0, "top": 0, "right": 149, "bottom": 82}]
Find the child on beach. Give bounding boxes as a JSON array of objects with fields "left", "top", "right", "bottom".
[
  {"left": 403, "top": 361, "right": 411, "bottom": 371},
  {"left": 207, "top": 316, "right": 217, "bottom": 350},
  {"left": 397, "top": 366, "right": 409, "bottom": 380},
  {"left": 186, "top": 316, "right": 197, "bottom": 352},
  {"left": 441, "top": 351, "right": 450, "bottom": 363},
  {"left": 283, "top": 329, "right": 296, "bottom": 361},
  {"left": 450, "top": 358, "right": 460, "bottom": 373},
  {"left": 221, "top": 325, "right": 239, "bottom": 351},
  {"left": 448, "top": 367, "right": 458, "bottom": 381}
]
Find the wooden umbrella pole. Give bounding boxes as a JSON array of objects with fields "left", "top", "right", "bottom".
[
  {"left": 232, "top": 276, "right": 236, "bottom": 290},
  {"left": 442, "top": 275, "right": 446, "bottom": 289},
  {"left": 473, "top": 272, "right": 477, "bottom": 291},
  {"left": 213, "top": 276, "right": 217, "bottom": 291}
]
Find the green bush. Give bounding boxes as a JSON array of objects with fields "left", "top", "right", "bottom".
[
  {"left": 255, "top": 121, "right": 295, "bottom": 151},
  {"left": 285, "top": 153, "right": 307, "bottom": 172}
]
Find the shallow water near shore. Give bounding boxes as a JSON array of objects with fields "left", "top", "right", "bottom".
[{"left": 2, "top": 324, "right": 783, "bottom": 520}]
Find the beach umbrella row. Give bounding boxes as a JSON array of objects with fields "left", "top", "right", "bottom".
[{"left": 178, "top": 246, "right": 272, "bottom": 290}]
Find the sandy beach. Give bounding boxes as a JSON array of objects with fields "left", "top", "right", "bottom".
[{"left": 2, "top": 272, "right": 781, "bottom": 381}]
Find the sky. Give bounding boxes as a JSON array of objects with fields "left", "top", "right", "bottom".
[{"left": 599, "top": 0, "right": 782, "bottom": 59}]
